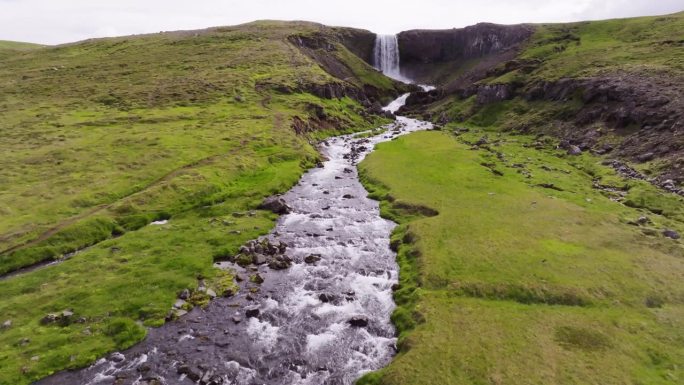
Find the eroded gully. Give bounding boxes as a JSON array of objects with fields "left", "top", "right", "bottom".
[{"left": 35, "top": 94, "right": 432, "bottom": 385}]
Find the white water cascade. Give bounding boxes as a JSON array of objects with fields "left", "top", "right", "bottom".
[{"left": 373, "top": 34, "right": 407, "bottom": 82}]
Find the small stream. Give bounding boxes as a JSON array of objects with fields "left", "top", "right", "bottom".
[{"left": 35, "top": 95, "right": 432, "bottom": 385}]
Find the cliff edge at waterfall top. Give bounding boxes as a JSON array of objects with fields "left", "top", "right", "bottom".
[{"left": 1, "top": 5, "right": 683, "bottom": 385}]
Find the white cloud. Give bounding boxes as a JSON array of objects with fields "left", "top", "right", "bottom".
[{"left": 0, "top": 0, "right": 682, "bottom": 44}]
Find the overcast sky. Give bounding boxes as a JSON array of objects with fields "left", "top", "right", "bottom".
[{"left": 1, "top": 0, "right": 683, "bottom": 45}]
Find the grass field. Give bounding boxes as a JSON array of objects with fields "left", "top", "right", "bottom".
[
  {"left": 358, "top": 129, "right": 684, "bottom": 385},
  {"left": 0, "top": 21, "right": 398, "bottom": 384}
]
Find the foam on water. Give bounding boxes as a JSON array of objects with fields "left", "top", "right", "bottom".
[{"left": 35, "top": 93, "right": 433, "bottom": 385}]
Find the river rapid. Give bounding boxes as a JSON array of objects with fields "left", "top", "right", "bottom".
[{"left": 35, "top": 94, "right": 432, "bottom": 385}]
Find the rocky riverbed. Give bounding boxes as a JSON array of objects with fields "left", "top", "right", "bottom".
[{"left": 35, "top": 96, "right": 433, "bottom": 385}]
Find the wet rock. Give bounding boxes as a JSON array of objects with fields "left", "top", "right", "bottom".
[
  {"left": 231, "top": 316, "right": 242, "bottom": 324},
  {"left": 258, "top": 196, "right": 291, "bottom": 215},
  {"left": 348, "top": 316, "right": 369, "bottom": 328},
  {"left": 250, "top": 273, "right": 264, "bottom": 284},
  {"left": 342, "top": 194, "right": 354, "bottom": 199},
  {"left": 178, "top": 289, "right": 191, "bottom": 300},
  {"left": 318, "top": 293, "right": 335, "bottom": 303},
  {"left": 245, "top": 308, "right": 260, "bottom": 318},
  {"left": 304, "top": 254, "right": 322, "bottom": 264},
  {"left": 252, "top": 254, "right": 268, "bottom": 265},
  {"left": 268, "top": 255, "right": 292, "bottom": 270},
  {"left": 109, "top": 352, "right": 125, "bottom": 363},
  {"left": 178, "top": 364, "right": 202, "bottom": 382},
  {"left": 663, "top": 229, "right": 680, "bottom": 240}
]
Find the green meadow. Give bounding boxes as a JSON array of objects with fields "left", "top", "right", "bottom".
[{"left": 359, "top": 128, "right": 684, "bottom": 385}]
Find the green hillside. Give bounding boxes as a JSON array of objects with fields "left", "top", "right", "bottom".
[
  {"left": 0, "top": 40, "right": 45, "bottom": 51},
  {"left": 0, "top": 21, "right": 400, "bottom": 384}
]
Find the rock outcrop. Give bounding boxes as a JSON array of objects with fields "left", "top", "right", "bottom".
[{"left": 397, "top": 23, "right": 535, "bottom": 85}]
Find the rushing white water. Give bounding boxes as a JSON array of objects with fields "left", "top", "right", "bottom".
[
  {"left": 374, "top": 34, "right": 408, "bottom": 82},
  {"left": 36, "top": 94, "right": 434, "bottom": 385}
]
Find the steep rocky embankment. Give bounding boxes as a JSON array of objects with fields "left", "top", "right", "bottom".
[{"left": 399, "top": 13, "right": 684, "bottom": 186}]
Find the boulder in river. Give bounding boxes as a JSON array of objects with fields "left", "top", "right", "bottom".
[
  {"left": 258, "top": 195, "right": 291, "bottom": 214},
  {"left": 245, "top": 307, "right": 260, "bottom": 318},
  {"left": 348, "top": 316, "right": 369, "bottom": 328}
]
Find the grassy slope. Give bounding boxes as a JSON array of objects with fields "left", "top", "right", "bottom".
[
  {"left": 0, "top": 40, "right": 46, "bottom": 51},
  {"left": 359, "top": 128, "right": 684, "bottom": 384},
  {"left": 0, "top": 21, "right": 393, "bottom": 384},
  {"left": 516, "top": 12, "right": 684, "bottom": 81}
]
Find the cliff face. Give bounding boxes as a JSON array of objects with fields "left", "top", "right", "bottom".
[{"left": 397, "top": 23, "right": 535, "bottom": 85}]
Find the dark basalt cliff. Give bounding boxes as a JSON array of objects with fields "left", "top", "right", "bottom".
[{"left": 397, "top": 23, "right": 535, "bottom": 86}]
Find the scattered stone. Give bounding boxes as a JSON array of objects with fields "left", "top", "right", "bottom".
[
  {"left": 567, "top": 145, "right": 582, "bottom": 155},
  {"left": 178, "top": 289, "right": 191, "bottom": 300},
  {"left": 637, "top": 216, "right": 650, "bottom": 225},
  {"left": 231, "top": 316, "right": 242, "bottom": 324},
  {"left": 18, "top": 338, "right": 30, "bottom": 346},
  {"left": 304, "top": 254, "right": 322, "bottom": 264},
  {"left": 173, "top": 299, "right": 187, "bottom": 309},
  {"left": 177, "top": 364, "right": 201, "bottom": 382},
  {"left": 2, "top": 320, "right": 11, "bottom": 329},
  {"left": 637, "top": 152, "right": 655, "bottom": 162},
  {"left": 40, "top": 313, "right": 59, "bottom": 325},
  {"left": 663, "top": 229, "right": 680, "bottom": 240},
  {"left": 347, "top": 316, "right": 369, "bottom": 328},
  {"left": 252, "top": 254, "right": 267, "bottom": 265},
  {"left": 475, "top": 136, "right": 488, "bottom": 146},
  {"left": 268, "top": 255, "right": 292, "bottom": 270},
  {"left": 250, "top": 274, "right": 264, "bottom": 284},
  {"left": 30, "top": 356, "right": 40, "bottom": 362},
  {"left": 206, "top": 289, "right": 217, "bottom": 299}
]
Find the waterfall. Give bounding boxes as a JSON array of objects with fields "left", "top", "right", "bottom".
[{"left": 373, "top": 34, "right": 405, "bottom": 82}]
